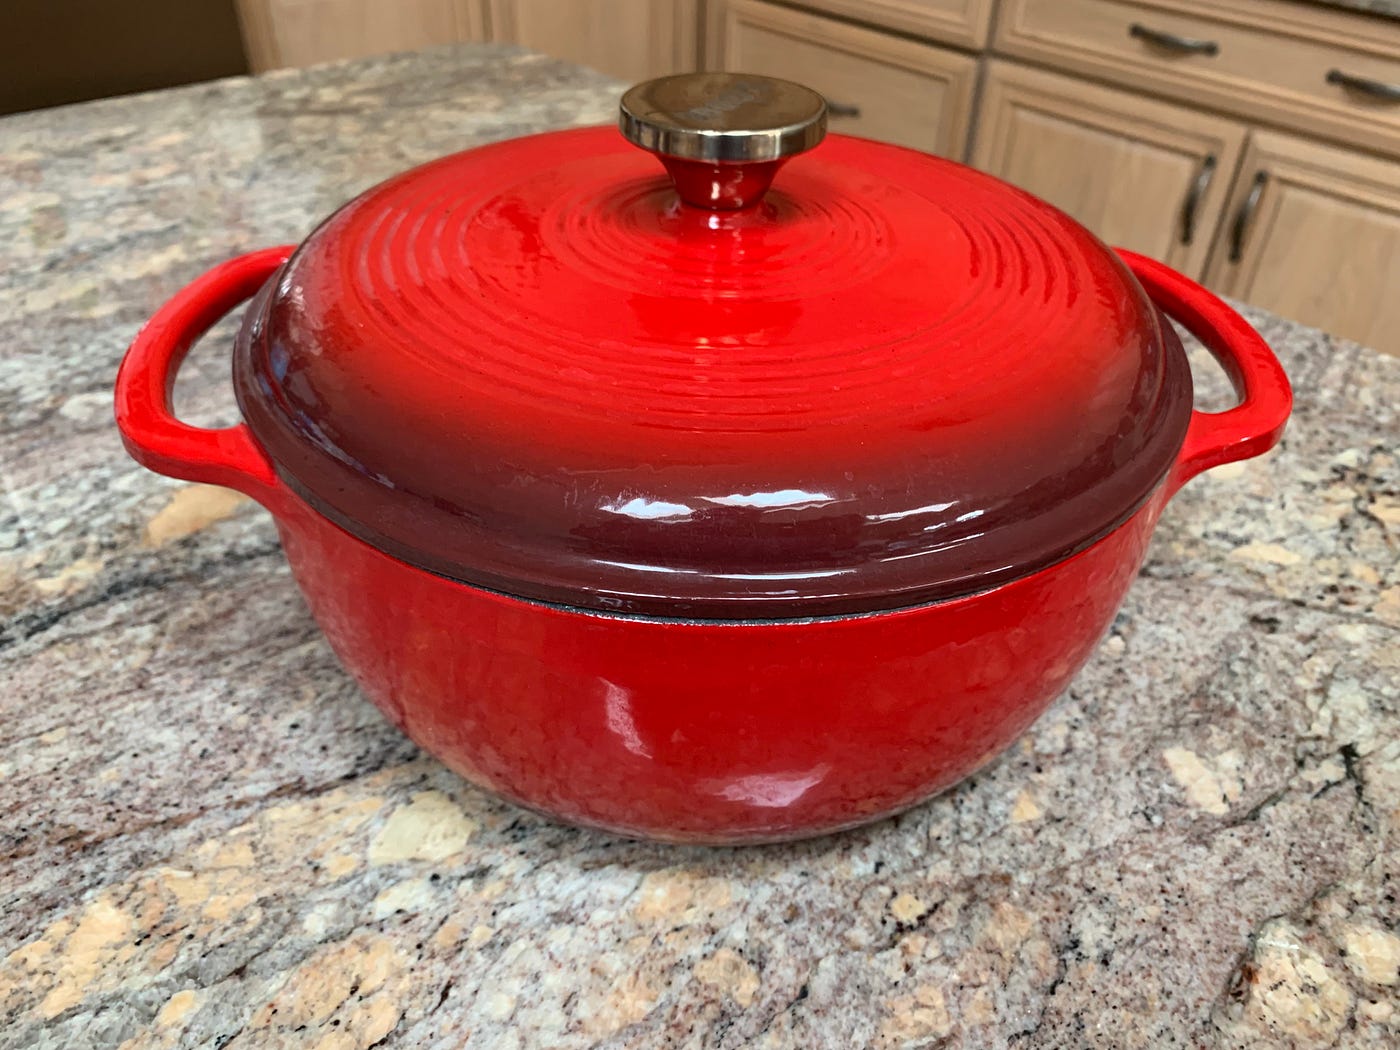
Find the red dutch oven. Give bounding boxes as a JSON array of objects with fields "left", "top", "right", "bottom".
[{"left": 116, "top": 75, "right": 1291, "bottom": 843}]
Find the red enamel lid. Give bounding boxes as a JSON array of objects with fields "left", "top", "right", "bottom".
[{"left": 234, "top": 73, "right": 1192, "bottom": 618}]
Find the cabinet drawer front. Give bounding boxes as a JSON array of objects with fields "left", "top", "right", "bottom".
[
  {"left": 719, "top": 0, "right": 978, "bottom": 158},
  {"left": 972, "top": 60, "right": 1248, "bottom": 277},
  {"left": 996, "top": 0, "right": 1400, "bottom": 158},
  {"left": 792, "top": 0, "right": 995, "bottom": 50}
]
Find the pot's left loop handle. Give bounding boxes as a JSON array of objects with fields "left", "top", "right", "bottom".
[
  {"left": 1115, "top": 250, "right": 1292, "bottom": 497},
  {"left": 115, "top": 247, "right": 295, "bottom": 509}
]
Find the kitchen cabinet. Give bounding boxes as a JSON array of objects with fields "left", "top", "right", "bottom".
[
  {"left": 236, "top": 0, "right": 484, "bottom": 71},
  {"left": 974, "top": 58, "right": 1400, "bottom": 355},
  {"left": 237, "top": 0, "right": 695, "bottom": 79},
  {"left": 1204, "top": 129, "right": 1400, "bottom": 354},
  {"left": 980, "top": 0, "right": 1400, "bottom": 354},
  {"left": 486, "top": 0, "right": 698, "bottom": 82},
  {"left": 973, "top": 60, "right": 1247, "bottom": 277},
  {"left": 786, "top": 0, "right": 996, "bottom": 50},
  {"left": 994, "top": 0, "right": 1400, "bottom": 160},
  {"left": 710, "top": 0, "right": 978, "bottom": 157}
]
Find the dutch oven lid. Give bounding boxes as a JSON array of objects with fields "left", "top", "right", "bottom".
[{"left": 234, "top": 73, "right": 1192, "bottom": 619}]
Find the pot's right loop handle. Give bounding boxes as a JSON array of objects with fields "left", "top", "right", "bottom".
[
  {"left": 115, "top": 247, "right": 295, "bottom": 509},
  {"left": 1115, "top": 250, "right": 1292, "bottom": 497}
]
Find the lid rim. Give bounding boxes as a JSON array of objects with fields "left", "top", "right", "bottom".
[
  {"left": 267, "top": 451, "right": 1180, "bottom": 622},
  {"left": 233, "top": 126, "right": 1195, "bottom": 620}
]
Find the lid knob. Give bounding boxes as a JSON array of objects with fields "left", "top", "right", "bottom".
[{"left": 619, "top": 73, "right": 827, "bottom": 210}]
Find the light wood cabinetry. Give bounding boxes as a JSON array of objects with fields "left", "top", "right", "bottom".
[
  {"left": 975, "top": 0, "right": 1400, "bottom": 356},
  {"left": 975, "top": 57, "right": 1400, "bottom": 354},
  {"left": 711, "top": 0, "right": 978, "bottom": 157},
  {"left": 487, "top": 0, "right": 698, "bottom": 82},
  {"left": 1204, "top": 130, "right": 1400, "bottom": 353},
  {"left": 995, "top": 0, "right": 1400, "bottom": 159},
  {"left": 973, "top": 60, "right": 1247, "bottom": 276},
  {"left": 237, "top": 0, "right": 485, "bottom": 71},
  {"left": 784, "top": 0, "right": 996, "bottom": 50},
  {"left": 237, "top": 0, "right": 694, "bottom": 79}
]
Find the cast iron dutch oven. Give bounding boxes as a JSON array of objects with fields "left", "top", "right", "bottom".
[{"left": 116, "top": 75, "right": 1292, "bottom": 843}]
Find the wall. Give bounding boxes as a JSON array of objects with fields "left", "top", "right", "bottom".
[{"left": 0, "top": 0, "right": 249, "bottom": 116}]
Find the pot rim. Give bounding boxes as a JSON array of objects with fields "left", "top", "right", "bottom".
[{"left": 275, "top": 471, "right": 1171, "bottom": 626}]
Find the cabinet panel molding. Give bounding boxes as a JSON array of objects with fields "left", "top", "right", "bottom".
[{"left": 782, "top": 0, "right": 996, "bottom": 51}]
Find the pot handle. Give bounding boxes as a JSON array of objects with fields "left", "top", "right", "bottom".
[
  {"left": 114, "top": 247, "right": 295, "bottom": 509},
  {"left": 1116, "top": 250, "right": 1292, "bottom": 496}
]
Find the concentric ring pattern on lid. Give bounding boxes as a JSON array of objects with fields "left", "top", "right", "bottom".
[{"left": 234, "top": 98, "right": 1191, "bottom": 618}]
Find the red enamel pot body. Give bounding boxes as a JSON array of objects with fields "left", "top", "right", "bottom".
[
  {"left": 270, "top": 481, "right": 1164, "bottom": 842},
  {"left": 115, "top": 77, "right": 1292, "bottom": 843}
]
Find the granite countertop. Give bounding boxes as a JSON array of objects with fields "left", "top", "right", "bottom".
[
  {"left": 1311, "top": 0, "right": 1400, "bottom": 20},
  {"left": 2, "top": 44, "right": 1398, "bottom": 1050}
]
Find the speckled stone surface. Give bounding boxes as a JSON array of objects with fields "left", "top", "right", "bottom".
[
  {"left": 2, "top": 44, "right": 1398, "bottom": 1050},
  {"left": 1310, "top": 0, "right": 1400, "bottom": 21}
]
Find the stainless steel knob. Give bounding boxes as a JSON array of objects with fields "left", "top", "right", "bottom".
[{"left": 619, "top": 73, "right": 827, "bottom": 209}]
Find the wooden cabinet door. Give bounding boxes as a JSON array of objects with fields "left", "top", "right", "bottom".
[
  {"left": 1205, "top": 130, "right": 1400, "bottom": 356},
  {"left": 713, "top": 0, "right": 978, "bottom": 158},
  {"left": 237, "top": 0, "right": 486, "bottom": 71},
  {"left": 972, "top": 60, "right": 1248, "bottom": 276},
  {"left": 487, "top": 0, "right": 698, "bottom": 83}
]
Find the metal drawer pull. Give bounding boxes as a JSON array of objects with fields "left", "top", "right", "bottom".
[
  {"left": 1229, "top": 171, "right": 1268, "bottom": 264},
  {"left": 1180, "top": 154, "right": 1216, "bottom": 246},
  {"left": 1129, "top": 23, "right": 1220, "bottom": 56},
  {"left": 826, "top": 100, "right": 861, "bottom": 118},
  {"left": 1326, "top": 69, "right": 1400, "bottom": 102}
]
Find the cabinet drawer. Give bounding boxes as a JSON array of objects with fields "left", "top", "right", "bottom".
[
  {"left": 793, "top": 0, "right": 995, "bottom": 50},
  {"left": 995, "top": 0, "right": 1400, "bottom": 158},
  {"left": 717, "top": 0, "right": 978, "bottom": 157}
]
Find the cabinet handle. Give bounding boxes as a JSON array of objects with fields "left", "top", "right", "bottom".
[
  {"left": 1180, "top": 153, "right": 1216, "bottom": 246},
  {"left": 1229, "top": 171, "right": 1268, "bottom": 264},
  {"left": 1326, "top": 68, "right": 1400, "bottom": 102},
  {"left": 826, "top": 101, "right": 861, "bottom": 119},
  {"left": 1129, "top": 23, "right": 1220, "bottom": 56}
]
